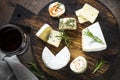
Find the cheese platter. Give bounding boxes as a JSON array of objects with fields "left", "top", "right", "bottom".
[{"left": 20, "top": 0, "right": 120, "bottom": 80}]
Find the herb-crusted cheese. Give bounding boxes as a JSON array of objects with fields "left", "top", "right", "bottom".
[
  {"left": 47, "top": 30, "right": 62, "bottom": 47},
  {"left": 59, "top": 18, "right": 77, "bottom": 30},
  {"left": 82, "top": 22, "right": 107, "bottom": 52}
]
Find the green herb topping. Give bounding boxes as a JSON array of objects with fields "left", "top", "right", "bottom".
[{"left": 84, "top": 28, "right": 104, "bottom": 44}]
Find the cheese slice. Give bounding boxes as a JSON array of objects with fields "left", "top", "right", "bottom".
[
  {"left": 82, "top": 22, "right": 107, "bottom": 52},
  {"left": 70, "top": 56, "right": 87, "bottom": 73},
  {"left": 36, "top": 24, "right": 52, "bottom": 42},
  {"left": 75, "top": 9, "right": 88, "bottom": 23},
  {"left": 78, "top": 3, "right": 99, "bottom": 23},
  {"left": 42, "top": 46, "right": 70, "bottom": 70},
  {"left": 47, "top": 30, "right": 62, "bottom": 47}
]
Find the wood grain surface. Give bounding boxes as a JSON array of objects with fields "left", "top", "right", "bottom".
[{"left": 17, "top": 0, "right": 120, "bottom": 80}]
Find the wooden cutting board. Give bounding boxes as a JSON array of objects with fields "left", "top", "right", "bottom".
[{"left": 20, "top": 0, "right": 120, "bottom": 80}]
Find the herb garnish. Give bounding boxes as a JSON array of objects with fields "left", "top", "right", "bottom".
[
  {"left": 56, "top": 30, "right": 72, "bottom": 46},
  {"left": 92, "top": 59, "right": 106, "bottom": 74},
  {"left": 84, "top": 28, "right": 104, "bottom": 44},
  {"left": 28, "top": 62, "right": 47, "bottom": 80}
]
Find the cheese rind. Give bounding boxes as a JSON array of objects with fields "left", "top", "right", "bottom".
[
  {"left": 36, "top": 24, "right": 52, "bottom": 42},
  {"left": 70, "top": 56, "right": 87, "bottom": 73},
  {"left": 47, "top": 30, "right": 62, "bottom": 47},
  {"left": 59, "top": 18, "right": 77, "bottom": 30},
  {"left": 82, "top": 22, "right": 107, "bottom": 52},
  {"left": 42, "top": 46, "right": 70, "bottom": 70}
]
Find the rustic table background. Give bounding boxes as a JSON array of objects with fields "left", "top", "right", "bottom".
[{"left": 0, "top": 0, "right": 120, "bottom": 80}]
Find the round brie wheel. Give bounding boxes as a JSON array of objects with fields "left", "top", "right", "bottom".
[
  {"left": 42, "top": 46, "right": 70, "bottom": 70},
  {"left": 48, "top": 2, "right": 65, "bottom": 17},
  {"left": 70, "top": 56, "right": 87, "bottom": 73}
]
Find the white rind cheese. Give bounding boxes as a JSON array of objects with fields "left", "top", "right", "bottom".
[
  {"left": 70, "top": 56, "right": 87, "bottom": 73},
  {"left": 47, "top": 30, "right": 62, "bottom": 47},
  {"left": 42, "top": 46, "right": 70, "bottom": 70},
  {"left": 82, "top": 22, "right": 107, "bottom": 52}
]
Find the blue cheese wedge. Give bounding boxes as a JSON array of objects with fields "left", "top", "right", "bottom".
[
  {"left": 36, "top": 24, "right": 52, "bottom": 42},
  {"left": 82, "top": 22, "right": 107, "bottom": 52},
  {"left": 59, "top": 18, "right": 77, "bottom": 30},
  {"left": 70, "top": 56, "right": 87, "bottom": 73},
  {"left": 42, "top": 46, "right": 70, "bottom": 70},
  {"left": 47, "top": 30, "right": 62, "bottom": 47}
]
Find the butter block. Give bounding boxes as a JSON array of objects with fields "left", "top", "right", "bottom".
[
  {"left": 47, "top": 30, "right": 62, "bottom": 47},
  {"left": 82, "top": 22, "right": 107, "bottom": 52},
  {"left": 36, "top": 24, "right": 52, "bottom": 42},
  {"left": 59, "top": 18, "right": 77, "bottom": 30}
]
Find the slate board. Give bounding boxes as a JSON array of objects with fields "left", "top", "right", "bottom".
[{"left": 11, "top": 0, "right": 120, "bottom": 80}]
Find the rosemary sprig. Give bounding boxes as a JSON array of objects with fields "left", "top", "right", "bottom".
[
  {"left": 56, "top": 30, "right": 72, "bottom": 46},
  {"left": 84, "top": 28, "right": 104, "bottom": 44},
  {"left": 28, "top": 62, "right": 47, "bottom": 80},
  {"left": 92, "top": 59, "right": 106, "bottom": 74}
]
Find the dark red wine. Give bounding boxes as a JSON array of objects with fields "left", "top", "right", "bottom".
[{"left": 0, "top": 26, "right": 22, "bottom": 52}]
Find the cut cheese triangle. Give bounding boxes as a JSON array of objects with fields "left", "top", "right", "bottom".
[
  {"left": 42, "top": 46, "right": 70, "bottom": 70},
  {"left": 82, "top": 22, "right": 107, "bottom": 52},
  {"left": 36, "top": 24, "right": 52, "bottom": 42}
]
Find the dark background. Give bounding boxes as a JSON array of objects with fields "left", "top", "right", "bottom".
[{"left": 0, "top": 0, "right": 120, "bottom": 80}]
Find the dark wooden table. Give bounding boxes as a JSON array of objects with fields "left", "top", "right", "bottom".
[{"left": 0, "top": 0, "right": 120, "bottom": 80}]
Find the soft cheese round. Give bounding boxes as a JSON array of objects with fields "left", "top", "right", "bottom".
[
  {"left": 49, "top": 2, "right": 65, "bottom": 17},
  {"left": 42, "top": 46, "right": 70, "bottom": 70},
  {"left": 70, "top": 56, "right": 87, "bottom": 73}
]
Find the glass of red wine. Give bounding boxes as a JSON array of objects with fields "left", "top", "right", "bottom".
[{"left": 0, "top": 24, "right": 28, "bottom": 55}]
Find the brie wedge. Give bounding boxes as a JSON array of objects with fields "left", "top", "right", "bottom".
[
  {"left": 42, "top": 46, "right": 70, "bottom": 70},
  {"left": 82, "top": 22, "right": 107, "bottom": 52},
  {"left": 70, "top": 56, "right": 87, "bottom": 73}
]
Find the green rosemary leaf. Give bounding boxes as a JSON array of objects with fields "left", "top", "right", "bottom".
[
  {"left": 92, "top": 59, "right": 106, "bottom": 74},
  {"left": 28, "top": 62, "right": 46, "bottom": 79},
  {"left": 56, "top": 30, "right": 72, "bottom": 46},
  {"left": 84, "top": 28, "right": 104, "bottom": 44}
]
